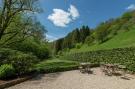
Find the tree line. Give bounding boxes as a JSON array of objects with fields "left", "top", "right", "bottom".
[{"left": 54, "top": 26, "right": 91, "bottom": 54}]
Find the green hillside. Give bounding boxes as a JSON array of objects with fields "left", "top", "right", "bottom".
[
  {"left": 69, "top": 27, "right": 135, "bottom": 53},
  {"left": 53, "top": 11, "right": 135, "bottom": 55}
]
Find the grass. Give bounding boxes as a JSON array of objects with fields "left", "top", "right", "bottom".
[
  {"left": 34, "top": 58, "right": 79, "bottom": 73},
  {"left": 69, "top": 28, "right": 135, "bottom": 53}
]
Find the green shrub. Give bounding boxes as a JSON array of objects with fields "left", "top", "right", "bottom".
[
  {"left": 57, "top": 51, "right": 63, "bottom": 56},
  {"left": 11, "top": 40, "right": 49, "bottom": 60},
  {"left": 75, "top": 43, "right": 82, "bottom": 49},
  {"left": 63, "top": 48, "right": 70, "bottom": 52},
  {"left": 36, "top": 46, "right": 49, "bottom": 59},
  {"left": 34, "top": 60, "right": 79, "bottom": 73},
  {"left": 0, "top": 64, "right": 15, "bottom": 79},
  {"left": 0, "top": 48, "right": 39, "bottom": 75},
  {"left": 85, "top": 36, "right": 95, "bottom": 45},
  {"left": 0, "top": 48, "right": 38, "bottom": 75},
  {"left": 9, "top": 52, "right": 38, "bottom": 75},
  {"left": 0, "top": 48, "right": 18, "bottom": 65}
]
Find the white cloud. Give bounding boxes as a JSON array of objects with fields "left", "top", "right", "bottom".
[
  {"left": 48, "top": 9, "right": 71, "bottom": 27},
  {"left": 48, "top": 4, "right": 79, "bottom": 27},
  {"left": 68, "top": 5, "right": 79, "bottom": 20},
  {"left": 126, "top": 4, "right": 135, "bottom": 11},
  {"left": 46, "top": 34, "right": 58, "bottom": 42}
]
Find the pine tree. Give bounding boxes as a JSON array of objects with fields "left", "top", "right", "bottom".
[
  {"left": 72, "top": 28, "right": 80, "bottom": 45},
  {"left": 80, "top": 26, "right": 90, "bottom": 43},
  {"left": 54, "top": 38, "right": 63, "bottom": 54}
]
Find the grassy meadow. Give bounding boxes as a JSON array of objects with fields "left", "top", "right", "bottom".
[{"left": 69, "top": 27, "right": 135, "bottom": 53}]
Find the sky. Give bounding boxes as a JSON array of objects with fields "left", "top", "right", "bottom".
[{"left": 1, "top": 0, "right": 135, "bottom": 41}]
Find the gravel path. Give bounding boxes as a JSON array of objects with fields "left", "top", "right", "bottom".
[{"left": 7, "top": 68, "right": 135, "bottom": 89}]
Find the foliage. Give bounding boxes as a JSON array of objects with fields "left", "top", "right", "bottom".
[
  {"left": 62, "top": 47, "right": 135, "bottom": 72},
  {"left": 34, "top": 59, "right": 79, "bottom": 73},
  {"left": 85, "top": 35, "right": 95, "bottom": 46},
  {"left": 0, "top": 0, "right": 50, "bottom": 78},
  {"left": 54, "top": 25, "right": 91, "bottom": 54},
  {"left": 0, "top": 0, "right": 49, "bottom": 59},
  {"left": 62, "top": 33, "right": 73, "bottom": 49},
  {"left": 75, "top": 43, "right": 82, "bottom": 49},
  {"left": 8, "top": 52, "right": 38, "bottom": 75},
  {"left": 36, "top": 45, "right": 49, "bottom": 59},
  {"left": 54, "top": 38, "right": 64, "bottom": 54},
  {"left": 95, "top": 22, "right": 111, "bottom": 43},
  {"left": 0, "top": 48, "right": 18, "bottom": 65},
  {"left": 0, "top": 48, "right": 38, "bottom": 76},
  {"left": 0, "top": 0, "right": 41, "bottom": 46},
  {"left": 57, "top": 51, "right": 63, "bottom": 56},
  {"left": 79, "top": 26, "right": 91, "bottom": 43},
  {"left": 0, "top": 64, "right": 15, "bottom": 79},
  {"left": 11, "top": 39, "right": 49, "bottom": 59},
  {"left": 0, "top": 15, "right": 47, "bottom": 47},
  {"left": 122, "top": 11, "right": 134, "bottom": 19},
  {"left": 72, "top": 28, "right": 80, "bottom": 45}
]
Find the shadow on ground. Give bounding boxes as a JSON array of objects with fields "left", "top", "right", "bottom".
[{"left": 30, "top": 72, "right": 62, "bottom": 81}]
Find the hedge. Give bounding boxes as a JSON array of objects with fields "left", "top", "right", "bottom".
[
  {"left": 34, "top": 60, "right": 79, "bottom": 73},
  {"left": 61, "top": 47, "right": 135, "bottom": 72}
]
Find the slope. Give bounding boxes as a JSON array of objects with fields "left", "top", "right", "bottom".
[{"left": 69, "top": 27, "right": 135, "bottom": 53}]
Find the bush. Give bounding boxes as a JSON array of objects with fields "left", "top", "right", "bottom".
[
  {"left": 85, "top": 36, "right": 95, "bottom": 45},
  {"left": 0, "top": 64, "right": 15, "bottom": 79},
  {"left": 11, "top": 40, "right": 49, "bottom": 60},
  {"left": 34, "top": 60, "right": 79, "bottom": 73},
  {"left": 36, "top": 45, "right": 49, "bottom": 59},
  {"left": 9, "top": 52, "right": 38, "bottom": 75},
  {"left": 0, "top": 48, "right": 38, "bottom": 76},
  {"left": 57, "top": 51, "right": 63, "bottom": 56},
  {"left": 75, "top": 43, "right": 82, "bottom": 49},
  {"left": 0, "top": 48, "right": 18, "bottom": 65}
]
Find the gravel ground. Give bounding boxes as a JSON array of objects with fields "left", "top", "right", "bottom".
[{"left": 7, "top": 68, "right": 135, "bottom": 89}]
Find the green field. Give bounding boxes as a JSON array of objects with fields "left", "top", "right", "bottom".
[{"left": 69, "top": 29, "right": 135, "bottom": 53}]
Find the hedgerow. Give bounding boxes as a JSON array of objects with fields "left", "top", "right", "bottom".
[{"left": 61, "top": 47, "right": 135, "bottom": 72}]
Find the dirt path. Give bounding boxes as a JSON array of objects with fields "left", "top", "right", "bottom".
[{"left": 7, "top": 68, "right": 135, "bottom": 89}]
